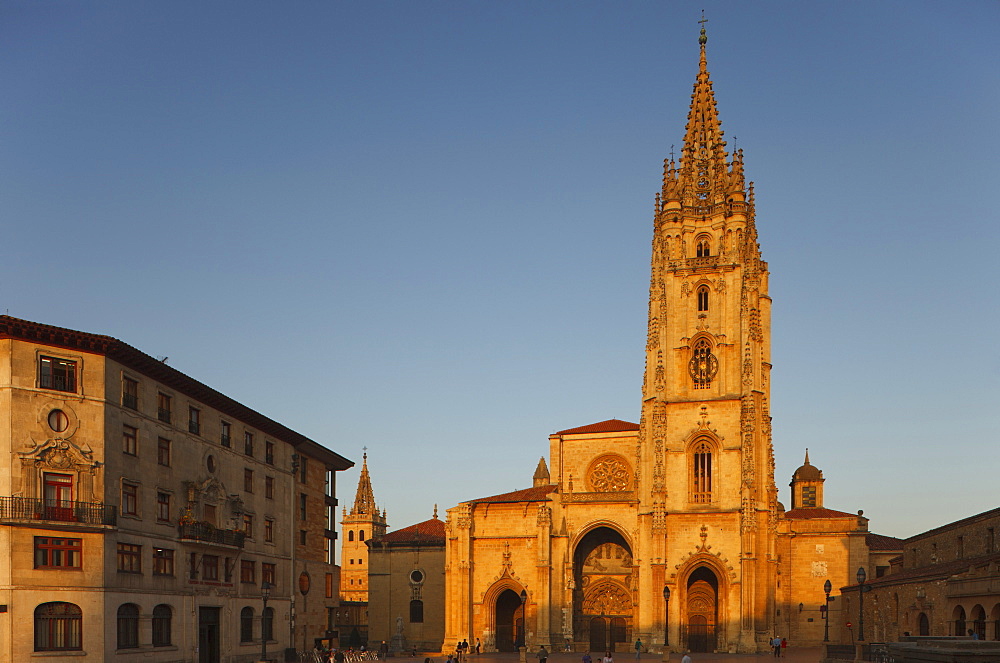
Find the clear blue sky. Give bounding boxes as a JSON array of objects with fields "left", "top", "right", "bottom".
[{"left": 3, "top": 1, "right": 998, "bottom": 541}]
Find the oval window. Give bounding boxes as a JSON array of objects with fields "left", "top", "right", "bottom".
[
  {"left": 48, "top": 409, "right": 69, "bottom": 432},
  {"left": 409, "top": 569, "right": 424, "bottom": 584},
  {"left": 207, "top": 455, "right": 217, "bottom": 473}
]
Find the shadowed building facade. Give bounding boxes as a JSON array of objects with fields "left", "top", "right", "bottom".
[
  {"left": 443, "top": 28, "right": 898, "bottom": 655},
  {"left": 0, "top": 315, "right": 352, "bottom": 662}
]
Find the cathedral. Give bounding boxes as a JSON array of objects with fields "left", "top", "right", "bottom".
[{"left": 441, "top": 27, "right": 898, "bottom": 655}]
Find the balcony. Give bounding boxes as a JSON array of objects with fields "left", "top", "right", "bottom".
[
  {"left": 158, "top": 408, "right": 172, "bottom": 424},
  {"left": 122, "top": 393, "right": 138, "bottom": 410},
  {"left": 178, "top": 521, "right": 246, "bottom": 549},
  {"left": 0, "top": 496, "right": 117, "bottom": 530}
]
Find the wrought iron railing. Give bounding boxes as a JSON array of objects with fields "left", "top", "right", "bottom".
[
  {"left": 122, "top": 392, "right": 138, "bottom": 410},
  {"left": 158, "top": 408, "right": 172, "bottom": 423},
  {"left": 178, "top": 521, "right": 246, "bottom": 548},
  {"left": 0, "top": 496, "right": 117, "bottom": 526}
]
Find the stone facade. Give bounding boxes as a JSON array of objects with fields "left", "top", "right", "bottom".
[
  {"left": 0, "top": 315, "right": 352, "bottom": 662},
  {"left": 841, "top": 507, "right": 1000, "bottom": 644},
  {"left": 442, "top": 28, "right": 898, "bottom": 655},
  {"left": 368, "top": 514, "right": 446, "bottom": 652}
]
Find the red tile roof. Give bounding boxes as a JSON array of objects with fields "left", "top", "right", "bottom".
[
  {"left": 847, "top": 551, "right": 1000, "bottom": 589},
  {"left": 471, "top": 485, "right": 557, "bottom": 504},
  {"left": 555, "top": 419, "right": 639, "bottom": 435},
  {"left": 866, "top": 532, "right": 904, "bottom": 552},
  {"left": 784, "top": 507, "right": 859, "bottom": 520},
  {"left": 375, "top": 518, "right": 446, "bottom": 546}
]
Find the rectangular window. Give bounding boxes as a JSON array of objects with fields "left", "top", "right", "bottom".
[
  {"left": 299, "top": 493, "right": 307, "bottom": 521},
  {"left": 202, "top": 554, "right": 219, "bottom": 581},
  {"left": 157, "top": 437, "right": 171, "bottom": 466},
  {"left": 241, "top": 559, "right": 255, "bottom": 584},
  {"left": 157, "top": 393, "right": 172, "bottom": 423},
  {"left": 262, "top": 562, "right": 276, "bottom": 587},
  {"left": 299, "top": 456, "right": 308, "bottom": 483},
  {"left": 265, "top": 476, "right": 274, "bottom": 499},
  {"left": 265, "top": 518, "right": 274, "bottom": 543},
  {"left": 122, "top": 376, "right": 138, "bottom": 410},
  {"left": 244, "top": 469, "right": 254, "bottom": 493},
  {"left": 117, "top": 542, "right": 142, "bottom": 573},
  {"left": 39, "top": 356, "right": 77, "bottom": 392},
  {"left": 221, "top": 421, "right": 231, "bottom": 447},
  {"left": 156, "top": 492, "right": 171, "bottom": 522},
  {"left": 188, "top": 406, "right": 200, "bottom": 435},
  {"left": 34, "top": 537, "right": 82, "bottom": 568},
  {"left": 203, "top": 504, "right": 216, "bottom": 525},
  {"left": 244, "top": 432, "right": 254, "bottom": 457},
  {"left": 153, "top": 548, "right": 175, "bottom": 576},
  {"left": 123, "top": 425, "right": 138, "bottom": 456},
  {"left": 265, "top": 440, "right": 274, "bottom": 465},
  {"left": 299, "top": 530, "right": 307, "bottom": 545},
  {"left": 243, "top": 514, "right": 253, "bottom": 539},
  {"left": 122, "top": 482, "right": 139, "bottom": 516},
  {"left": 326, "top": 573, "right": 334, "bottom": 598},
  {"left": 189, "top": 552, "right": 198, "bottom": 579}
]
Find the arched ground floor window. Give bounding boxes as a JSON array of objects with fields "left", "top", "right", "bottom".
[{"left": 35, "top": 602, "right": 82, "bottom": 651}]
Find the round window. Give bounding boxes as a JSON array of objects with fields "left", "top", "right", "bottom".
[
  {"left": 48, "top": 409, "right": 69, "bottom": 432},
  {"left": 410, "top": 569, "right": 424, "bottom": 584},
  {"left": 207, "top": 455, "right": 217, "bottom": 473}
]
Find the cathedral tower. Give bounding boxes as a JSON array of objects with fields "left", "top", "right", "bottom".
[
  {"left": 637, "top": 22, "right": 776, "bottom": 651},
  {"left": 340, "top": 452, "right": 387, "bottom": 602}
]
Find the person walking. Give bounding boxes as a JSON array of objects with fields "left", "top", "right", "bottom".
[
  {"left": 780, "top": 638, "right": 787, "bottom": 655},
  {"left": 603, "top": 651, "right": 614, "bottom": 663},
  {"left": 476, "top": 639, "right": 481, "bottom": 655},
  {"left": 634, "top": 639, "right": 642, "bottom": 660},
  {"left": 771, "top": 636, "right": 781, "bottom": 657},
  {"left": 680, "top": 653, "right": 692, "bottom": 663},
  {"left": 582, "top": 651, "right": 593, "bottom": 663},
  {"left": 380, "top": 642, "right": 390, "bottom": 660},
  {"left": 536, "top": 645, "right": 548, "bottom": 663}
]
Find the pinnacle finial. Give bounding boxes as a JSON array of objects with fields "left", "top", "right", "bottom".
[
  {"left": 433, "top": 504, "right": 438, "bottom": 519},
  {"left": 698, "top": 10, "right": 708, "bottom": 45},
  {"left": 804, "top": 448, "right": 810, "bottom": 465}
]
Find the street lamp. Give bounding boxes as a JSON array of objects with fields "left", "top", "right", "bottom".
[
  {"left": 261, "top": 580, "right": 272, "bottom": 663},
  {"left": 662, "top": 587, "right": 671, "bottom": 648},
  {"left": 823, "top": 579, "right": 832, "bottom": 643},
  {"left": 519, "top": 590, "right": 528, "bottom": 649},
  {"left": 856, "top": 568, "right": 867, "bottom": 642}
]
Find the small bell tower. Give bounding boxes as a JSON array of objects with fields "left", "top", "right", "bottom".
[{"left": 339, "top": 451, "right": 387, "bottom": 602}]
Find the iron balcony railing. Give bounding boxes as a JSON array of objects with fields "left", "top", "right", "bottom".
[
  {"left": 122, "top": 392, "right": 138, "bottom": 410},
  {"left": 158, "top": 408, "right": 172, "bottom": 423},
  {"left": 178, "top": 521, "right": 246, "bottom": 549},
  {"left": 0, "top": 496, "right": 117, "bottom": 526}
]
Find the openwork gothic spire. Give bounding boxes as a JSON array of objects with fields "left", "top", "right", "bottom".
[
  {"left": 350, "top": 452, "right": 377, "bottom": 516},
  {"left": 660, "top": 23, "right": 751, "bottom": 216}
]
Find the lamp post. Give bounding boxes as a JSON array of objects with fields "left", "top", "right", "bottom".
[
  {"left": 856, "top": 568, "right": 866, "bottom": 642},
  {"left": 823, "top": 579, "right": 832, "bottom": 643},
  {"left": 519, "top": 589, "right": 528, "bottom": 649},
  {"left": 261, "top": 580, "right": 271, "bottom": 663},
  {"left": 662, "top": 587, "right": 671, "bottom": 648}
]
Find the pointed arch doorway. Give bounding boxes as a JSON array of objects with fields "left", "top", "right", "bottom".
[
  {"left": 574, "top": 527, "right": 634, "bottom": 652},
  {"left": 495, "top": 589, "right": 525, "bottom": 652},
  {"left": 685, "top": 567, "right": 718, "bottom": 653}
]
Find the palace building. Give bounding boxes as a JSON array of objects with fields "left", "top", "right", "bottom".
[
  {"left": 442, "top": 28, "right": 900, "bottom": 655},
  {"left": 0, "top": 315, "right": 352, "bottom": 662}
]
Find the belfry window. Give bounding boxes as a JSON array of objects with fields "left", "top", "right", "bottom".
[
  {"left": 697, "top": 286, "right": 709, "bottom": 312},
  {"left": 692, "top": 440, "right": 713, "bottom": 503},
  {"left": 696, "top": 239, "right": 711, "bottom": 257},
  {"left": 688, "top": 338, "right": 718, "bottom": 389}
]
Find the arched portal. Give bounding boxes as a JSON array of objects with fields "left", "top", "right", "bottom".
[
  {"left": 918, "top": 612, "right": 930, "bottom": 636},
  {"left": 685, "top": 566, "right": 718, "bottom": 653},
  {"left": 574, "top": 527, "right": 634, "bottom": 652},
  {"left": 495, "top": 589, "right": 525, "bottom": 652}
]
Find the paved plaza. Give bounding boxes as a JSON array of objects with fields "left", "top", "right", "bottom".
[{"left": 404, "top": 650, "right": 825, "bottom": 663}]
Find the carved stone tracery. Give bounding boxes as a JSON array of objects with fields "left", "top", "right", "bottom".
[{"left": 586, "top": 454, "right": 633, "bottom": 493}]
